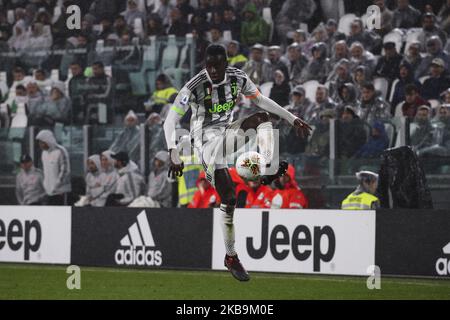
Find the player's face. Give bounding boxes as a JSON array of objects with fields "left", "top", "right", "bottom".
[{"left": 205, "top": 55, "right": 227, "bottom": 83}]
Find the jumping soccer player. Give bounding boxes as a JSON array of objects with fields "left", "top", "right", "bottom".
[{"left": 164, "top": 44, "right": 311, "bottom": 281}]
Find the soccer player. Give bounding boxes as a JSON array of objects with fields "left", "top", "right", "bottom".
[{"left": 164, "top": 44, "right": 311, "bottom": 281}]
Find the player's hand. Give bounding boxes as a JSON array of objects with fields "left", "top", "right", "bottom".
[
  {"left": 168, "top": 148, "right": 184, "bottom": 179},
  {"left": 293, "top": 118, "right": 312, "bottom": 139}
]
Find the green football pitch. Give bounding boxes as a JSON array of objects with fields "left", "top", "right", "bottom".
[{"left": 0, "top": 263, "right": 449, "bottom": 300}]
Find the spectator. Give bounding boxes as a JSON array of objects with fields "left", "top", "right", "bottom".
[
  {"left": 176, "top": 0, "right": 195, "bottom": 20},
  {"left": 417, "top": 13, "right": 448, "bottom": 53},
  {"left": 401, "top": 84, "right": 430, "bottom": 119},
  {"left": 374, "top": 0, "right": 393, "bottom": 36},
  {"left": 109, "top": 110, "right": 141, "bottom": 164},
  {"left": 240, "top": 2, "right": 270, "bottom": 47},
  {"left": 349, "top": 42, "right": 377, "bottom": 75},
  {"left": 188, "top": 171, "right": 220, "bottom": 208},
  {"left": 26, "top": 81, "right": 46, "bottom": 123},
  {"left": 32, "top": 81, "right": 72, "bottom": 126},
  {"left": 328, "top": 59, "right": 353, "bottom": 99},
  {"left": 7, "top": 67, "right": 30, "bottom": 102},
  {"left": 108, "top": 151, "right": 145, "bottom": 206},
  {"left": 7, "top": 23, "right": 27, "bottom": 51},
  {"left": 157, "top": 0, "right": 176, "bottom": 27},
  {"left": 390, "top": 61, "right": 422, "bottom": 108},
  {"left": 355, "top": 121, "right": 390, "bottom": 158},
  {"left": 113, "top": 16, "right": 129, "bottom": 38},
  {"left": 269, "top": 70, "right": 291, "bottom": 107},
  {"left": 271, "top": 164, "right": 309, "bottom": 209},
  {"left": 392, "top": 0, "right": 421, "bottom": 29},
  {"left": 84, "top": 155, "right": 104, "bottom": 207},
  {"left": 222, "top": 6, "right": 241, "bottom": 42},
  {"left": 242, "top": 44, "right": 272, "bottom": 85},
  {"left": 68, "top": 61, "right": 87, "bottom": 124},
  {"left": 167, "top": 8, "right": 191, "bottom": 37},
  {"left": 274, "top": 0, "right": 317, "bottom": 45},
  {"left": 123, "top": 0, "right": 146, "bottom": 28},
  {"left": 415, "top": 36, "right": 450, "bottom": 79},
  {"left": 36, "top": 130, "right": 71, "bottom": 205},
  {"left": 438, "top": 0, "right": 450, "bottom": 34},
  {"left": 325, "top": 19, "right": 346, "bottom": 53},
  {"left": 143, "top": 151, "right": 173, "bottom": 208},
  {"left": 98, "top": 17, "right": 114, "bottom": 41},
  {"left": 8, "top": 85, "right": 28, "bottom": 116},
  {"left": 410, "top": 105, "right": 433, "bottom": 154},
  {"left": 305, "top": 109, "right": 335, "bottom": 158},
  {"left": 146, "top": 13, "right": 166, "bottom": 37},
  {"left": 347, "top": 18, "right": 382, "bottom": 53},
  {"left": 15, "top": 154, "right": 46, "bottom": 205},
  {"left": 421, "top": 58, "right": 450, "bottom": 100},
  {"left": 85, "top": 61, "right": 113, "bottom": 124},
  {"left": 337, "top": 106, "right": 367, "bottom": 160},
  {"left": 419, "top": 105, "right": 450, "bottom": 157},
  {"left": 374, "top": 42, "right": 403, "bottom": 81},
  {"left": 285, "top": 85, "right": 315, "bottom": 122},
  {"left": 227, "top": 41, "right": 248, "bottom": 69},
  {"left": 359, "top": 83, "right": 391, "bottom": 123},
  {"left": 240, "top": 178, "right": 273, "bottom": 208},
  {"left": 22, "top": 22, "right": 52, "bottom": 68},
  {"left": 99, "top": 150, "right": 119, "bottom": 205},
  {"left": 329, "top": 40, "right": 350, "bottom": 66},
  {"left": 336, "top": 83, "right": 361, "bottom": 116},
  {"left": 311, "top": 85, "right": 337, "bottom": 122},
  {"left": 286, "top": 42, "right": 309, "bottom": 85},
  {"left": 144, "top": 74, "right": 178, "bottom": 117},
  {"left": 299, "top": 42, "right": 330, "bottom": 83},
  {"left": 34, "top": 69, "right": 52, "bottom": 96},
  {"left": 404, "top": 41, "right": 423, "bottom": 71},
  {"left": 209, "top": 25, "right": 225, "bottom": 46},
  {"left": 89, "top": 0, "right": 118, "bottom": 24},
  {"left": 267, "top": 45, "right": 290, "bottom": 81}
]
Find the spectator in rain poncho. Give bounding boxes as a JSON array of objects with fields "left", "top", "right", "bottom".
[
  {"left": 129, "top": 151, "right": 173, "bottom": 208},
  {"left": 21, "top": 22, "right": 53, "bottom": 68},
  {"left": 15, "top": 154, "right": 46, "bottom": 205},
  {"left": 346, "top": 18, "right": 382, "bottom": 54},
  {"left": 415, "top": 36, "right": 450, "bottom": 79},
  {"left": 83, "top": 155, "right": 104, "bottom": 207},
  {"left": 390, "top": 61, "right": 422, "bottom": 108},
  {"left": 29, "top": 81, "right": 72, "bottom": 126},
  {"left": 299, "top": 42, "right": 330, "bottom": 83},
  {"left": 107, "top": 151, "right": 145, "bottom": 206},
  {"left": 410, "top": 105, "right": 434, "bottom": 155},
  {"left": 267, "top": 46, "right": 290, "bottom": 82},
  {"left": 404, "top": 41, "right": 422, "bottom": 72},
  {"left": 7, "top": 23, "right": 27, "bottom": 51},
  {"left": 240, "top": 2, "right": 270, "bottom": 47},
  {"left": 337, "top": 106, "right": 367, "bottom": 160},
  {"left": 285, "top": 85, "right": 315, "bottom": 123},
  {"left": 305, "top": 109, "right": 335, "bottom": 159},
  {"left": 99, "top": 150, "right": 119, "bottom": 205},
  {"left": 349, "top": 42, "right": 377, "bottom": 75},
  {"left": 329, "top": 40, "right": 349, "bottom": 66},
  {"left": 328, "top": 59, "right": 353, "bottom": 100},
  {"left": 417, "top": 13, "right": 448, "bottom": 53},
  {"left": 242, "top": 44, "right": 272, "bottom": 85},
  {"left": 352, "top": 65, "right": 373, "bottom": 99},
  {"left": 310, "top": 85, "right": 337, "bottom": 123},
  {"left": 416, "top": 105, "right": 450, "bottom": 157},
  {"left": 26, "top": 81, "right": 46, "bottom": 125},
  {"left": 325, "top": 19, "right": 347, "bottom": 54},
  {"left": 109, "top": 110, "right": 141, "bottom": 164},
  {"left": 355, "top": 121, "right": 389, "bottom": 159},
  {"left": 123, "top": 0, "right": 147, "bottom": 30},
  {"left": 286, "top": 42, "right": 309, "bottom": 86},
  {"left": 374, "top": 42, "right": 403, "bottom": 81},
  {"left": 392, "top": 0, "right": 421, "bottom": 29},
  {"left": 146, "top": 113, "right": 167, "bottom": 169},
  {"left": 335, "top": 83, "right": 361, "bottom": 117},
  {"left": 274, "top": 0, "right": 317, "bottom": 45},
  {"left": 269, "top": 70, "right": 291, "bottom": 107},
  {"left": 359, "top": 83, "right": 391, "bottom": 124}
]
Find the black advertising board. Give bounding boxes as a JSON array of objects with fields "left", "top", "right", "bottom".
[{"left": 71, "top": 207, "right": 213, "bottom": 270}]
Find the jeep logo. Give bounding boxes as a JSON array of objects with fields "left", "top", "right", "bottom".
[
  {"left": 246, "top": 211, "right": 336, "bottom": 272},
  {"left": 0, "top": 219, "right": 42, "bottom": 260},
  {"left": 208, "top": 101, "right": 235, "bottom": 113}
]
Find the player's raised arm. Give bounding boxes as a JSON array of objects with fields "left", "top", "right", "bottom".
[
  {"left": 163, "top": 87, "right": 192, "bottom": 178},
  {"left": 242, "top": 77, "right": 312, "bottom": 139}
]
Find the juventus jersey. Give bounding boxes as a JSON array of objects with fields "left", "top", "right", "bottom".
[{"left": 171, "top": 66, "right": 260, "bottom": 136}]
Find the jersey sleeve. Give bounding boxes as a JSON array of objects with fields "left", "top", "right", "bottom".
[
  {"left": 241, "top": 74, "right": 260, "bottom": 100},
  {"left": 170, "top": 86, "right": 194, "bottom": 117}
]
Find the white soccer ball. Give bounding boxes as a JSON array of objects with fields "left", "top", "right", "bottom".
[{"left": 235, "top": 151, "right": 266, "bottom": 181}]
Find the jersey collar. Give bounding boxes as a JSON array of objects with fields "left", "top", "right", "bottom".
[{"left": 205, "top": 69, "right": 228, "bottom": 87}]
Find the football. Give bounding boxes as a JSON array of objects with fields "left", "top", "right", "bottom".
[{"left": 235, "top": 151, "right": 266, "bottom": 181}]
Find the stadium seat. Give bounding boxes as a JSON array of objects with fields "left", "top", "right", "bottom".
[
  {"left": 303, "top": 80, "right": 320, "bottom": 103},
  {"left": 404, "top": 28, "right": 422, "bottom": 54},
  {"left": 7, "top": 10, "right": 14, "bottom": 24},
  {"left": 428, "top": 99, "right": 441, "bottom": 110},
  {"left": 134, "top": 18, "right": 144, "bottom": 37},
  {"left": 259, "top": 82, "right": 273, "bottom": 97},
  {"left": 223, "top": 30, "right": 232, "bottom": 43},
  {"left": 162, "top": 35, "right": 179, "bottom": 71},
  {"left": 374, "top": 77, "right": 389, "bottom": 100},
  {"left": 419, "top": 76, "right": 430, "bottom": 84},
  {"left": 394, "top": 101, "right": 404, "bottom": 117},
  {"left": 338, "top": 14, "right": 357, "bottom": 36},
  {"left": 51, "top": 69, "right": 59, "bottom": 82},
  {"left": 384, "top": 122, "right": 396, "bottom": 147},
  {"left": 262, "top": 7, "right": 274, "bottom": 43},
  {"left": 388, "top": 78, "right": 400, "bottom": 103},
  {"left": 0, "top": 72, "right": 8, "bottom": 98}
]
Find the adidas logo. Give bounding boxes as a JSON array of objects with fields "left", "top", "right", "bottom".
[
  {"left": 114, "top": 210, "right": 163, "bottom": 266},
  {"left": 435, "top": 242, "right": 450, "bottom": 276}
]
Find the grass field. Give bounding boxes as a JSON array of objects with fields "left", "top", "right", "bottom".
[{"left": 0, "top": 263, "right": 449, "bottom": 300}]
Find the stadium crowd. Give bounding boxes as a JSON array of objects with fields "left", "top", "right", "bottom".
[{"left": 2, "top": 0, "right": 450, "bottom": 208}]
